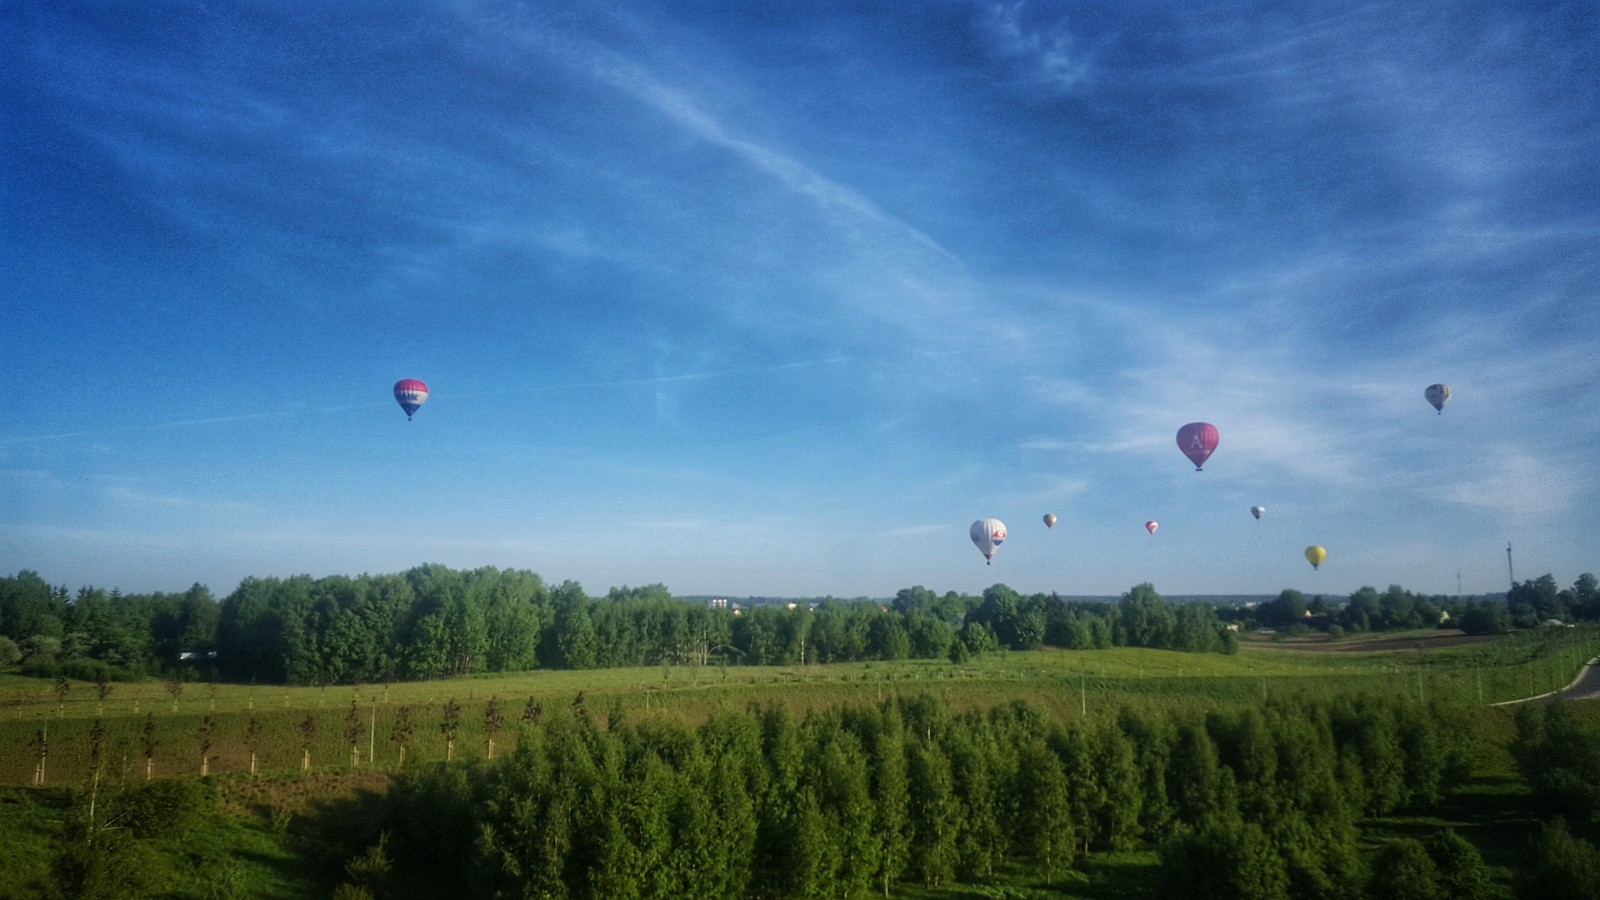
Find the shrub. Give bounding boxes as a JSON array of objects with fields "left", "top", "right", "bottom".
[
  {"left": 114, "top": 778, "right": 216, "bottom": 837},
  {"left": 0, "top": 635, "right": 21, "bottom": 668},
  {"left": 1518, "top": 818, "right": 1600, "bottom": 900}
]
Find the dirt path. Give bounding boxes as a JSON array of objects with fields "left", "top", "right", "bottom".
[{"left": 1492, "top": 657, "right": 1600, "bottom": 706}]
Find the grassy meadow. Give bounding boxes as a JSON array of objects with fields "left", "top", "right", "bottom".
[
  {"left": 2, "top": 626, "right": 1597, "bottom": 899},
  {"left": 3, "top": 625, "right": 1595, "bottom": 787}
]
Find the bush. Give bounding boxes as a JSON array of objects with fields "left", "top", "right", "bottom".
[
  {"left": 1159, "top": 817, "right": 1289, "bottom": 900},
  {"left": 1369, "top": 839, "right": 1443, "bottom": 900},
  {"left": 19, "top": 659, "right": 60, "bottom": 679},
  {"left": 114, "top": 778, "right": 216, "bottom": 838},
  {"left": 0, "top": 635, "right": 20, "bottom": 668},
  {"left": 1422, "top": 829, "right": 1504, "bottom": 900},
  {"left": 1518, "top": 818, "right": 1600, "bottom": 900},
  {"left": 1510, "top": 703, "right": 1600, "bottom": 824}
]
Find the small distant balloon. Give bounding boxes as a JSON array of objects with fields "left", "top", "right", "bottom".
[
  {"left": 1176, "top": 422, "right": 1219, "bottom": 471},
  {"left": 970, "top": 518, "right": 1006, "bottom": 565},
  {"left": 1145, "top": 520, "right": 1159, "bottom": 535},
  {"left": 1424, "top": 383, "right": 1451, "bottom": 414},
  {"left": 1043, "top": 513, "right": 1058, "bottom": 529},
  {"left": 394, "top": 379, "right": 429, "bottom": 421},
  {"left": 1251, "top": 506, "right": 1266, "bottom": 520},
  {"left": 1305, "top": 545, "right": 1326, "bottom": 570}
]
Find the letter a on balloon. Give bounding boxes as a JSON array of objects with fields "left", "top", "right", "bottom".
[{"left": 1176, "top": 422, "right": 1219, "bottom": 471}]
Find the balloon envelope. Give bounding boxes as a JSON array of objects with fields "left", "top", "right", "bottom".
[
  {"left": 394, "top": 379, "right": 429, "bottom": 420},
  {"left": 1305, "top": 545, "right": 1326, "bottom": 569},
  {"left": 970, "top": 518, "right": 1006, "bottom": 563},
  {"left": 1424, "top": 383, "right": 1451, "bottom": 414},
  {"left": 1251, "top": 506, "right": 1265, "bottom": 519},
  {"left": 1043, "top": 513, "right": 1058, "bottom": 529},
  {"left": 1176, "top": 422, "right": 1220, "bottom": 470},
  {"left": 1145, "top": 520, "right": 1159, "bottom": 535}
]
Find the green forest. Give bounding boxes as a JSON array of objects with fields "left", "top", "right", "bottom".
[
  {"left": 2, "top": 565, "right": 1600, "bottom": 899},
  {"left": 4, "top": 565, "right": 1594, "bottom": 686}
]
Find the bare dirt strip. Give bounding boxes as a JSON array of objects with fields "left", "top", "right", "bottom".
[{"left": 1239, "top": 629, "right": 1501, "bottom": 653}]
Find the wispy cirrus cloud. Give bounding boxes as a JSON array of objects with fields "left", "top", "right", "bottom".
[{"left": 979, "top": 2, "right": 1094, "bottom": 93}]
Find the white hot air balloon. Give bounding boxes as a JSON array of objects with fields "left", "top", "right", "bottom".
[{"left": 970, "top": 518, "right": 1006, "bottom": 565}]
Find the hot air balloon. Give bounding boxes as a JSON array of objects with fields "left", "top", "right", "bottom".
[
  {"left": 1043, "top": 513, "right": 1058, "bottom": 529},
  {"left": 1424, "top": 383, "right": 1451, "bottom": 414},
  {"left": 1145, "top": 520, "right": 1159, "bottom": 535},
  {"left": 1251, "top": 506, "right": 1265, "bottom": 520},
  {"left": 1176, "top": 422, "right": 1219, "bottom": 471},
  {"left": 1305, "top": 545, "right": 1326, "bottom": 570},
  {"left": 970, "top": 519, "right": 1006, "bottom": 564},
  {"left": 394, "top": 379, "right": 429, "bottom": 421}
]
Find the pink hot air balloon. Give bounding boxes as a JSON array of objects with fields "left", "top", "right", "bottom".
[
  {"left": 394, "top": 379, "right": 429, "bottom": 421},
  {"left": 1145, "top": 520, "right": 1159, "bottom": 535},
  {"left": 1176, "top": 422, "right": 1219, "bottom": 471}
]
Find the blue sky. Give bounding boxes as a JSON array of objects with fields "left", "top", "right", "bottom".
[{"left": 3, "top": 2, "right": 1596, "bottom": 601}]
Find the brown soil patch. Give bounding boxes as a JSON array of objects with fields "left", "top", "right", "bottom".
[
  {"left": 1241, "top": 629, "right": 1502, "bottom": 653},
  {"left": 214, "top": 768, "right": 396, "bottom": 818}
]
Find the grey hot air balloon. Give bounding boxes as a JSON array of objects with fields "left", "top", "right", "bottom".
[{"left": 1424, "top": 383, "right": 1451, "bottom": 414}]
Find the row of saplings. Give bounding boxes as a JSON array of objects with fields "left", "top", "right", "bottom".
[{"left": 324, "top": 692, "right": 1522, "bottom": 900}]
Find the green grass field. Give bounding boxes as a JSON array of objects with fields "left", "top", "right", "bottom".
[
  {"left": 2, "top": 626, "right": 1596, "bottom": 898},
  {"left": 3, "top": 625, "right": 1594, "bottom": 786}
]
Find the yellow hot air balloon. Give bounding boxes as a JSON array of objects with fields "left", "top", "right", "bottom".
[{"left": 1304, "top": 545, "right": 1326, "bottom": 570}]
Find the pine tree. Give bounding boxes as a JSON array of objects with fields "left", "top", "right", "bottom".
[
  {"left": 1158, "top": 814, "right": 1290, "bottom": 900},
  {"left": 197, "top": 716, "right": 215, "bottom": 776},
  {"left": 141, "top": 713, "right": 156, "bottom": 780},
  {"left": 484, "top": 696, "right": 504, "bottom": 760},
  {"left": 299, "top": 714, "right": 316, "bottom": 771},
  {"left": 1090, "top": 723, "right": 1143, "bottom": 851},
  {"left": 870, "top": 701, "right": 911, "bottom": 897},
  {"left": 1014, "top": 738, "right": 1075, "bottom": 885},
  {"left": 906, "top": 739, "right": 959, "bottom": 887},
  {"left": 809, "top": 729, "right": 876, "bottom": 897},
  {"left": 344, "top": 700, "right": 364, "bottom": 767},
  {"left": 440, "top": 698, "right": 460, "bottom": 762},
  {"left": 389, "top": 706, "right": 413, "bottom": 769},
  {"left": 1368, "top": 839, "right": 1444, "bottom": 900},
  {"left": 246, "top": 717, "right": 262, "bottom": 776}
]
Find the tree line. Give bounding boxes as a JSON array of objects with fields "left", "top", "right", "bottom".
[
  {"left": 1249, "top": 573, "right": 1598, "bottom": 638},
  {"left": 23, "top": 690, "right": 1596, "bottom": 898},
  {"left": 3, "top": 565, "right": 1594, "bottom": 686},
  {"left": 1508, "top": 702, "right": 1600, "bottom": 900},
  {"left": 356, "top": 691, "right": 1477, "bottom": 900},
  {"left": 1, "top": 567, "right": 1241, "bottom": 685}
]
